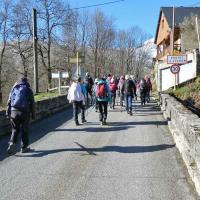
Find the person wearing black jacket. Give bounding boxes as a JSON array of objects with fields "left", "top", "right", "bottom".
[
  {"left": 84, "top": 72, "right": 94, "bottom": 106},
  {"left": 140, "top": 78, "right": 148, "bottom": 105},
  {"left": 6, "top": 77, "right": 35, "bottom": 154},
  {"left": 124, "top": 75, "right": 136, "bottom": 116}
]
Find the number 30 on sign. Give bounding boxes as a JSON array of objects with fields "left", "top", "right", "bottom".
[{"left": 170, "top": 64, "right": 180, "bottom": 74}]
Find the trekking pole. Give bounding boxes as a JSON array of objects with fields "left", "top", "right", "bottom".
[
  {"left": 120, "top": 95, "right": 123, "bottom": 112},
  {"left": 86, "top": 96, "right": 96, "bottom": 116},
  {"left": 133, "top": 96, "right": 135, "bottom": 113}
]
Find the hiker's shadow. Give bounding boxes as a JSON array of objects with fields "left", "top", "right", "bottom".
[
  {"left": 15, "top": 143, "right": 175, "bottom": 158},
  {"left": 54, "top": 123, "right": 135, "bottom": 133}
]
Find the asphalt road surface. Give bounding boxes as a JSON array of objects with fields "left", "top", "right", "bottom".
[{"left": 0, "top": 100, "right": 199, "bottom": 200}]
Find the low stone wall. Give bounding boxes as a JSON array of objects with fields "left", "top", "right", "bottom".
[
  {"left": 0, "top": 110, "right": 11, "bottom": 136},
  {"left": 0, "top": 95, "right": 70, "bottom": 136},
  {"left": 160, "top": 93, "right": 200, "bottom": 195}
]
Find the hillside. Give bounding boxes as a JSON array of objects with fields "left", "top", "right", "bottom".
[{"left": 167, "top": 77, "right": 200, "bottom": 113}]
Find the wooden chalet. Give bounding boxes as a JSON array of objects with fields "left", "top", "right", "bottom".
[{"left": 154, "top": 7, "right": 200, "bottom": 60}]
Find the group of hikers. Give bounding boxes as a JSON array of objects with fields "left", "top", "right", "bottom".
[
  {"left": 67, "top": 72, "right": 152, "bottom": 126},
  {"left": 5, "top": 72, "right": 152, "bottom": 155}
]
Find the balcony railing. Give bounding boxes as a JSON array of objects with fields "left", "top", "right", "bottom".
[{"left": 156, "top": 44, "right": 181, "bottom": 60}]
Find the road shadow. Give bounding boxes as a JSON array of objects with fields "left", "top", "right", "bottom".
[
  {"left": 108, "top": 108, "right": 125, "bottom": 112},
  {"left": 15, "top": 143, "right": 175, "bottom": 158},
  {"left": 134, "top": 106, "right": 161, "bottom": 113},
  {"left": 108, "top": 120, "right": 168, "bottom": 126},
  {"left": 83, "top": 122, "right": 100, "bottom": 126},
  {"left": 0, "top": 107, "right": 73, "bottom": 162},
  {"left": 133, "top": 112, "right": 163, "bottom": 117},
  {"left": 54, "top": 123, "right": 135, "bottom": 133}
]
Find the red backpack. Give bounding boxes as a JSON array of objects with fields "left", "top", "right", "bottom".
[
  {"left": 96, "top": 83, "right": 107, "bottom": 98},
  {"left": 109, "top": 82, "right": 117, "bottom": 92}
]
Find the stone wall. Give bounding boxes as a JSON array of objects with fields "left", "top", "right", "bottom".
[
  {"left": 160, "top": 93, "right": 200, "bottom": 195},
  {"left": 0, "top": 95, "right": 70, "bottom": 136},
  {"left": 0, "top": 110, "right": 11, "bottom": 136}
]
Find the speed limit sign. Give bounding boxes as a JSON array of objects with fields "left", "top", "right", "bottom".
[{"left": 170, "top": 64, "right": 180, "bottom": 74}]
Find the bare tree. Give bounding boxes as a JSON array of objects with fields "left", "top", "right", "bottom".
[
  {"left": 0, "top": 0, "right": 12, "bottom": 104},
  {"left": 116, "top": 30, "right": 127, "bottom": 74},
  {"left": 78, "top": 11, "right": 89, "bottom": 53},
  {"left": 9, "top": 0, "right": 33, "bottom": 76},
  {"left": 63, "top": 9, "right": 79, "bottom": 56},
  {"left": 88, "top": 9, "right": 115, "bottom": 77},
  {"left": 115, "top": 26, "right": 151, "bottom": 78},
  {"left": 36, "top": 0, "right": 67, "bottom": 89},
  {"left": 61, "top": 8, "right": 80, "bottom": 78}
]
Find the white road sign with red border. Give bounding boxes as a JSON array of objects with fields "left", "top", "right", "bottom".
[{"left": 170, "top": 64, "right": 180, "bottom": 74}]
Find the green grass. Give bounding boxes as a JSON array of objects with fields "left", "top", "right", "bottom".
[
  {"left": 167, "top": 77, "right": 200, "bottom": 99},
  {"left": 190, "top": 160, "right": 196, "bottom": 168},
  {"left": 167, "top": 77, "right": 200, "bottom": 108},
  {"left": 34, "top": 91, "right": 59, "bottom": 101}
]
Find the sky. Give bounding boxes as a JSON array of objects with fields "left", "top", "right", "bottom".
[{"left": 67, "top": 0, "right": 200, "bottom": 38}]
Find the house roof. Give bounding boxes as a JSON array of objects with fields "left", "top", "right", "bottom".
[{"left": 154, "top": 7, "right": 200, "bottom": 44}]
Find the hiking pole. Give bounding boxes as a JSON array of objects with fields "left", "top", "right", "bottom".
[
  {"left": 120, "top": 95, "right": 123, "bottom": 112},
  {"left": 133, "top": 96, "right": 135, "bottom": 113},
  {"left": 86, "top": 98, "right": 96, "bottom": 117}
]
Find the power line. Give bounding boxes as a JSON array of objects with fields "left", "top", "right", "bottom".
[{"left": 72, "top": 0, "right": 125, "bottom": 10}]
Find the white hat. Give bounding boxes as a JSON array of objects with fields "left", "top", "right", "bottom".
[
  {"left": 125, "top": 74, "right": 130, "bottom": 80},
  {"left": 130, "top": 75, "right": 134, "bottom": 79},
  {"left": 95, "top": 78, "right": 99, "bottom": 83}
]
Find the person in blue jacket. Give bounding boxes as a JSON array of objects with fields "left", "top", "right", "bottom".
[{"left": 95, "top": 77, "right": 111, "bottom": 125}]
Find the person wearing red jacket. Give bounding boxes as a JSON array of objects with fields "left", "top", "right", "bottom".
[
  {"left": 118, "top": 75, "right": 125, "bottom": 107},
  {"left": 109, "top": 76, "right": 118, "bottom": 109},
  {"left": 146, "top": 77, "right": 152, "bottom": 103}
]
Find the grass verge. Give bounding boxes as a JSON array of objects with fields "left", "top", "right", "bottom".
[
  {"left": 34, "top": 91, "right": 59, "bottom": 101},
  {"left": 167, "top": 77, "right": 200, "bottom": 110}
]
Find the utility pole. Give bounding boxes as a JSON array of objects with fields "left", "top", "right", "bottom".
[
  {"left": 58, "top": 71, "right": 61, "bottom": 95},
  {"left": 196, "top": 16, "right": 200, "bottom": 51},
  {"left": 172, "top": 6, "right": 176, "bottom": 91},
  {"left": 33, "top": 8, "right": 39, "bottom": 93},
  {"left": 77, "top": 51, "right": 79, "bottom": 77},
  {"left": 172, "top": 6, "right": 175, "bottom": 55}
]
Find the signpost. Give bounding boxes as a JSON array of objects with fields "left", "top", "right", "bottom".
[
  {"left": 170, "top": 64, "right": 180, "bottom": 74},
  {"left": 51, "top": 71, "right": 69, "bottom": 94},
  {"left": 69, "top": 52, "right": 85, "bottom": 77},
  {"left": 167, "top": 55, "right": 187, "bottom": 64},
  {"left": 69, "top": 57, "right": 85, "bottom": 64},
  {"left": 167, "top": 54, "right": 187, "bottom": 91},
  {"left": 170, "top": 64, "right": 180, "bottom": 90}
]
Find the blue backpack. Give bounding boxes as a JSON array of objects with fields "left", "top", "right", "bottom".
[{"left": 10, "top": 84, "right": 30, "bottom": 110}]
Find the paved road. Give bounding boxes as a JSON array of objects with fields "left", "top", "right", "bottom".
[{"left": 0, "top": 101, "right": 199, "bottom": 200}]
